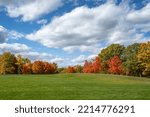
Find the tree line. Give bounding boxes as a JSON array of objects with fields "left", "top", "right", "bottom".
[
  {"left": 65, "top": 41, "right": 150, "bottom": 77},
  {"left": 0, "top": 53, "right": 57, "bottom": 74},
  {"left": 0, "top": 41, "right": 150, "bottom": 77}
]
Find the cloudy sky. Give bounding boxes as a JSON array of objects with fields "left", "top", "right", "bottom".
[{"left": 0, "top": 0, "right": 150, "bottom": 67}]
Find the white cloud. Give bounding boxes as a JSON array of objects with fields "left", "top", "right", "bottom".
[
  {"left": 127, "top": 3, "right": 150, "bottom": 24},
  {"left": 126, "top": 3, "right": 150, "bottom": 32},
  {"left": 26, "top": 2, "right": 124, "bottom": 53},
  {"left": 5, "top": 0, "right": 62, "bottom": 21},
  {"left": 26, "top": 1, "right": 150, "bottom": 54},
  {"left": 19, "top": 51, "right": 53, "bottom": 61},
  {"left": 0, "top": 43, "right": 31, "bottom": 53}
]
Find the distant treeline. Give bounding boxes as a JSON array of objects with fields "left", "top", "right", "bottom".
[
  {"left": 0, "top": 41, "right": 150, "bottom": 77},
  {"left": 64, "top": 41, "right": 150, "bottom": 77},
  {"left": 0, "top": 53, "right": 57, "bottom": 74}
]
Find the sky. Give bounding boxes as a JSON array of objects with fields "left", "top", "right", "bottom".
[{"left": 0, "top": 0, "right": 150, "bottom": 67}]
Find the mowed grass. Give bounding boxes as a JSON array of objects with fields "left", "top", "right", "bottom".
[{"left": 0, "top": 74, "right": 150, "bottom": 100}]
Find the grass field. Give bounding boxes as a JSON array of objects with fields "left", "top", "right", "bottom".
[{"left": 0, "top": 74, "right": 150, "bottom": 100}]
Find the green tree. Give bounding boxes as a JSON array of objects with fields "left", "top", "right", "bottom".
[{"left": 122, "top": 43, "right": 142, "bottom": 76}]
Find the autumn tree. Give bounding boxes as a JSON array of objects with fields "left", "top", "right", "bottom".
[
  {"left": 43, "top": 62, "right": 57, "bottom": 74},
  {"left": 22, "top": 63, "right": 32, "bottom": 74},
  {"left": 93, "top": 56, "right": 102, "bottom": 73},
  {"left": 108, "top": 55, "right": 122, "bottom": 74},
  {"left": 43, "top": 62, "right": 51, "bottom": 74},
  {"left": 0, "top": 52, "right": 17, "bottom": 74},
  {"left": 32, "top": 61, "right": 44, "bottom": 74},
  {"left": 49, "top": 63, "right": 57, "bottom": 73},
  {"left": 99, "top": 44, "right": 125, "bottom": 73},
  {"left": 67, "top": 66, "right": 76, "bottom": 73},
  {"left": 137, "top": 41, "right": 150, "bottom": 76},
  {"left": 122, "top": 43, "right": 142, "bottom": 76},
  {"left": 83, "top": 60, "right": 89, "bottom": 73},
  {"left": 83, "top": 60, "right": 94, "bottom": 73},
  {"left": 15, "top": 55, "right": 31, "bottom": 74}
]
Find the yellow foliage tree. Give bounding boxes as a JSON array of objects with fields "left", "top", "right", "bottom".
[{"left": 137, "top": 42, "right": 150, "bottom": 76}]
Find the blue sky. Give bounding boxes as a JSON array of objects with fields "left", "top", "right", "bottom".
[{"left": 0, "top": 0, "right": 150, "bottom": 67}]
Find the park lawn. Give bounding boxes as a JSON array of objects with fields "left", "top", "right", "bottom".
[{"left": 0, "top": 74, "right": 150, "bottom": 100}]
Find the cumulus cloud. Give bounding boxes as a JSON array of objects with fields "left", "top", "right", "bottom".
[
  {"left": 19, "top": 51, "right": 53, "bottom": 61},
  {"left": 126, "top": 3, "right": 150, "bottom": 32},
  {"left": 127, "top": 3, "right": 150, "bottom": 24},
  {"left": 0, "top": 43, "right": 31, "bottom": 53},
  {"left": 26, "top": 2, "right": 124, "bottom": 53},
  {"left": 4, "top": 0, "right": 62, "bottom": 21},
  {"left": 26, "top": 1, "right": 150, "bottom": 53}
]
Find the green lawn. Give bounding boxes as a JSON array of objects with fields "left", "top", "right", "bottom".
[{"left": 0, "top": 74, "right": 150, "bottom": 100}]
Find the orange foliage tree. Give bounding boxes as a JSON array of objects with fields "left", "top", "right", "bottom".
[
  {"left": 49, "top": 63, "right": 57, "bottom": 73},
  {"left": 83, "top": 57, "right": 102, "bottom": 73},
  {"left": 93, "top": 57, "right": 102, "bottom": 73},
  {"left": 108, "top": 55, "right": 122, "bottom": 74},
  {"left": 32, "top": 61, "right": 57, "bottom": 74},
  {"left": 83, "top": 60, "right": 90, "bottom": 73},
  {"left": 83, "top": 60, "right": 94, "bottom": 73},
  {"left": 32, "top": 61, "right": 44, "bottom": 74},
  {"left": 67, "top": 66, "right": 76, "bottom": 73},
  {"left": 43, "top": 62, "right": 51, "bottom": 74},
  {"left": 22, "top": 63, "right": 32, "bottom": 74}
]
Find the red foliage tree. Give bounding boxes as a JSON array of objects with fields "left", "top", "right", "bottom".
[
  {"left": 83, "top": 60, "right": 89, "bottom": 73},
  {"left": 93, "top": 57, "right": 102, "bottom": 73},
  {"left": 108, "top": 55, "right": 122, "bottom": 74},
  {"left": 83, "top": 60, "right": 94, "bottom": 73}
]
